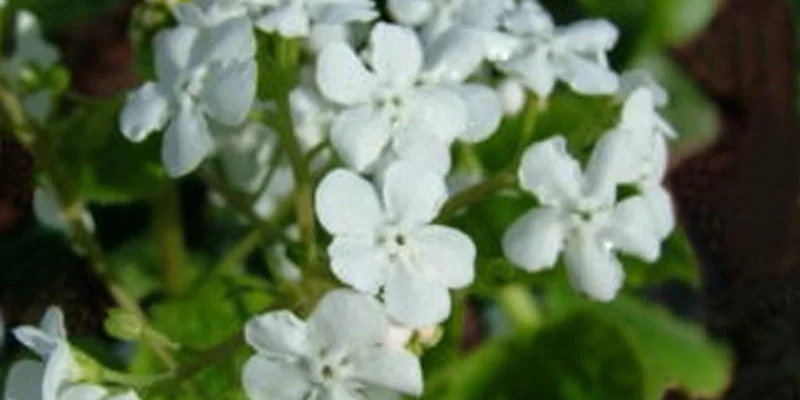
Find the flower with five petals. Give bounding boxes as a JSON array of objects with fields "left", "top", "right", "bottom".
[
  {"left": 243, "top": 290, "right": 423, "bottom": 399},
  {"left": 315, "top": 162, "right": 476, "bottom": 326}
]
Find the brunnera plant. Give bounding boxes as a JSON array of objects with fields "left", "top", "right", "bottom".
[{"left": 0, "top": 0, "right": 731, "bottom": 399}]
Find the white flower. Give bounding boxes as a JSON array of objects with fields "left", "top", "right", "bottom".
[
  {"left": 1, "top": 10, "right": 61, "bottom": 123},
  {"left": 119, "top": 22, "right": 256, "bottom": 177},
  {"left": 236, "top": 0, "right": 376, "bottom": 38},
  {"left": 391, "top": 0, "right": 518, "bottom": 83},
  {"left": 502, "top": 136, "right": 666, "bottom": 301},
  {"left": 5, "top": 307, "right": 78, "bottom": 400},
  {"left": 0, "top": 0, "right": 7, "bottom": 8},
  {"left": 498, "top": 1, "right": 619, "bottom": 99},
  {"left": 243, "top": 290, "right": 423, "bottom": 399},
  {"left": 33, "top": 187, "right": 95, "bottom": 234},
  {"left": 317, "top": 22, "right": 502, "bottom": 174},
  {"left": 315, "top": 162, "right": 476, "bottom": 326},
  {"left": 595, "top": 87, "right": 677, "bottom": 240}
]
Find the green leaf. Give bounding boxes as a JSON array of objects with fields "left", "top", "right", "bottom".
[
  {"left": 51, "top": 96, "right": 168, "bottom": 204},
  {"left": 545, "top": 289, "right": 732, "bottom": 400},
  {"left": 425, "top": 310, "right": 645, "bottom": 400},
  {"left": 131, "top": 277, "right": 272, "bottom": 398}
]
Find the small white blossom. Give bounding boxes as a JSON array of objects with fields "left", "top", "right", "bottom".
[
  {"left": 0, "top": 0, "right": 7, "bottom": 8},
  {"left": 388, "top": 0, "right": 513, "bottom": 41},
  {"left": 502, "top": 136, "right": 666, "bottom": 301},
  {"left": 1, "top": 10, "right": 61, "bottom": 123},
  {"left": 290, "top": 68, "right": 338, "bottom": 150},
  {"left": 315, "top": 162, "right": 476, "bottom": 326},
  {"left": 236, "top": 0, "right": 376, "bottom": 38},
  {"left": 498, "top": 1, "right": 619, "bottom": 100},
  {"left": 597, "top": 87, "right": 677, "bottom": 240},
  {"left": 120, "top": 22, "right": 256, "bottom": 177},
  {"left": 317, "top": 23, "right": 502, "bottom": 174},
  {"left": 243, "top": 290, "right": 423, "bottom": 399},
  {"left": 5, "top": 307, "right": 77, "bottom": 400}
]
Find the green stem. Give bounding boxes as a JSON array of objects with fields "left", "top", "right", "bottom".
[
  {"left": 0, "top": 82, "right": 178, "bottom": 370},
  {"left": 437, "top": 171, "right": 517, "bottom": 221},
  {"left": 516, "top": 95, "right": 541, "bottom": 158},
  {"left": 210, "top": 228, "right": 264, "bottom": 275},
  {"left": 148, "top": 333, "right": 245, "bottom": 392},
  {"left": 153, "top": 182, "right": 185, "bottom": 296},
  {"left": 271, "top": 40, "right": 317, "bottom": 270},
  {"left": 496, "top": 284, "right": 541, "bottom": 332}
]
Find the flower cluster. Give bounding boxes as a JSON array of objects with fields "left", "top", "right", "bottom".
[{"left": 1, "top": 0, "right": 679, "bottom": 398}]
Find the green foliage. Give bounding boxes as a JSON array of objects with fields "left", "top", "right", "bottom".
[
  {"left": 50, "top": 97, "right": 168, "bottom": 204},
  {"left": 131, "top": 277, "right": 272, "bottom": 398},
  {"left": 545, "top": 288, "right": 732, "bottom": 400},
  {"left": 425, "top": 310, "right": 646, "bottom": 400}
]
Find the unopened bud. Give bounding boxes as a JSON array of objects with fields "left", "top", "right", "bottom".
[{"left": 104, "top": 309, "right": 144, "bottom": 341}]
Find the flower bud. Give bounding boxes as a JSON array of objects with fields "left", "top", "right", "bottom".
[{"left": 104, "top": 309, "right": 144, "bottom": 341}]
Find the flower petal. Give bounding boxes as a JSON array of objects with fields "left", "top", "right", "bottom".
[
  {"left": 154, "top": 25, "right": 198, "bottom": 82},
  {"left": 315, "top": 169, "right": 385, "bottom": 235},
  {"left": 309, "top": 3, "right": 377, "bottom": 25},
  {"left": 369, "top": 23, "right": 422, "bottom": 88},
  {"left": 607, "top": 196, "right": 661, "bottom": 262},
  {"left": 162, "top": 99, "right": 214, "bottom": 177},
  {"left": 202, "top": 60, "right": 256, "bottom": 125},
  {"left": 382, "top": 161, "right": 447, "bottom": 226},
  {"left": 59, "top": 385, "right": 108, "bottom": 400},
  {"left": 385, "top": 267, "right": 451, "bottom": 327},
  {"left": 641, "top": 184, "right": 675, "bottom": 240},
  {"left": 555, "top": 52, "right": 619, "bottom": 95},
  {"left": 519, "top": 136, "right": 583, "bottom": 206},
  {"left": 388, "top": 0, "right": 432, "bottom": 26},
  {"left": 4, "top": 360, "right": 45, "bottom": 400},
  {"left": 392, "top": 129, "right": 452, "bottom": 176},
  {"left": 583, "top": 129, "right": 630, "bottom": 202},
  {"left": 503, "top": 208, "right": 569, "bottom": 272},
  {"left": 558, "top": 19, "right": 618, "bottom": 53},
  {"left": 406, "top": 86, "right": 467, "bottom": 143},
  {"left": 330, "top": 106, "right": 391, "bottom": 171},
  {"left": 317, "top": 42, "right": 378, "bottom": 105},
  {"left": 500, "top": 45, "right": 556, "bottom": 99},
  {"left": 329, "top": 236, "right": 391, "bottom": 294},
  {"left": 120, "top": 82, "right": 170, "bottom": 142},
  {"left": 255, "top": 5, "right": 311, "bottom": 37},
  {"left": 352, "top": 347, "right": 423, "bottom": 396},
  {"left": 451, "top": 83, "right": 502, "bottom": 142},
  {"left": 196, "top": 17, "right": 256, "bottom": 64},
  {"left": 308, "top": 290, "right": 388, "bottom": 348},
  {"left": 423, "top": 28, "right": 487, "bottom": 83},
  {"left": 413, "top": 225, "right": 475, "bottom": 288},
  {"left": 242, "top": 356, "right": 313, "bottom": 400},
  {"left": 43, "top": 343, "right": 75, "bottom": 400},
  {"left": 564, "top": 226, "right": 624, "bottom": 302},
  {"left": 245, "top": 310, "right": 310, "bottom": 357},
  {"left": 39, "top": 306, "right": 67, "bottom": 340}
]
